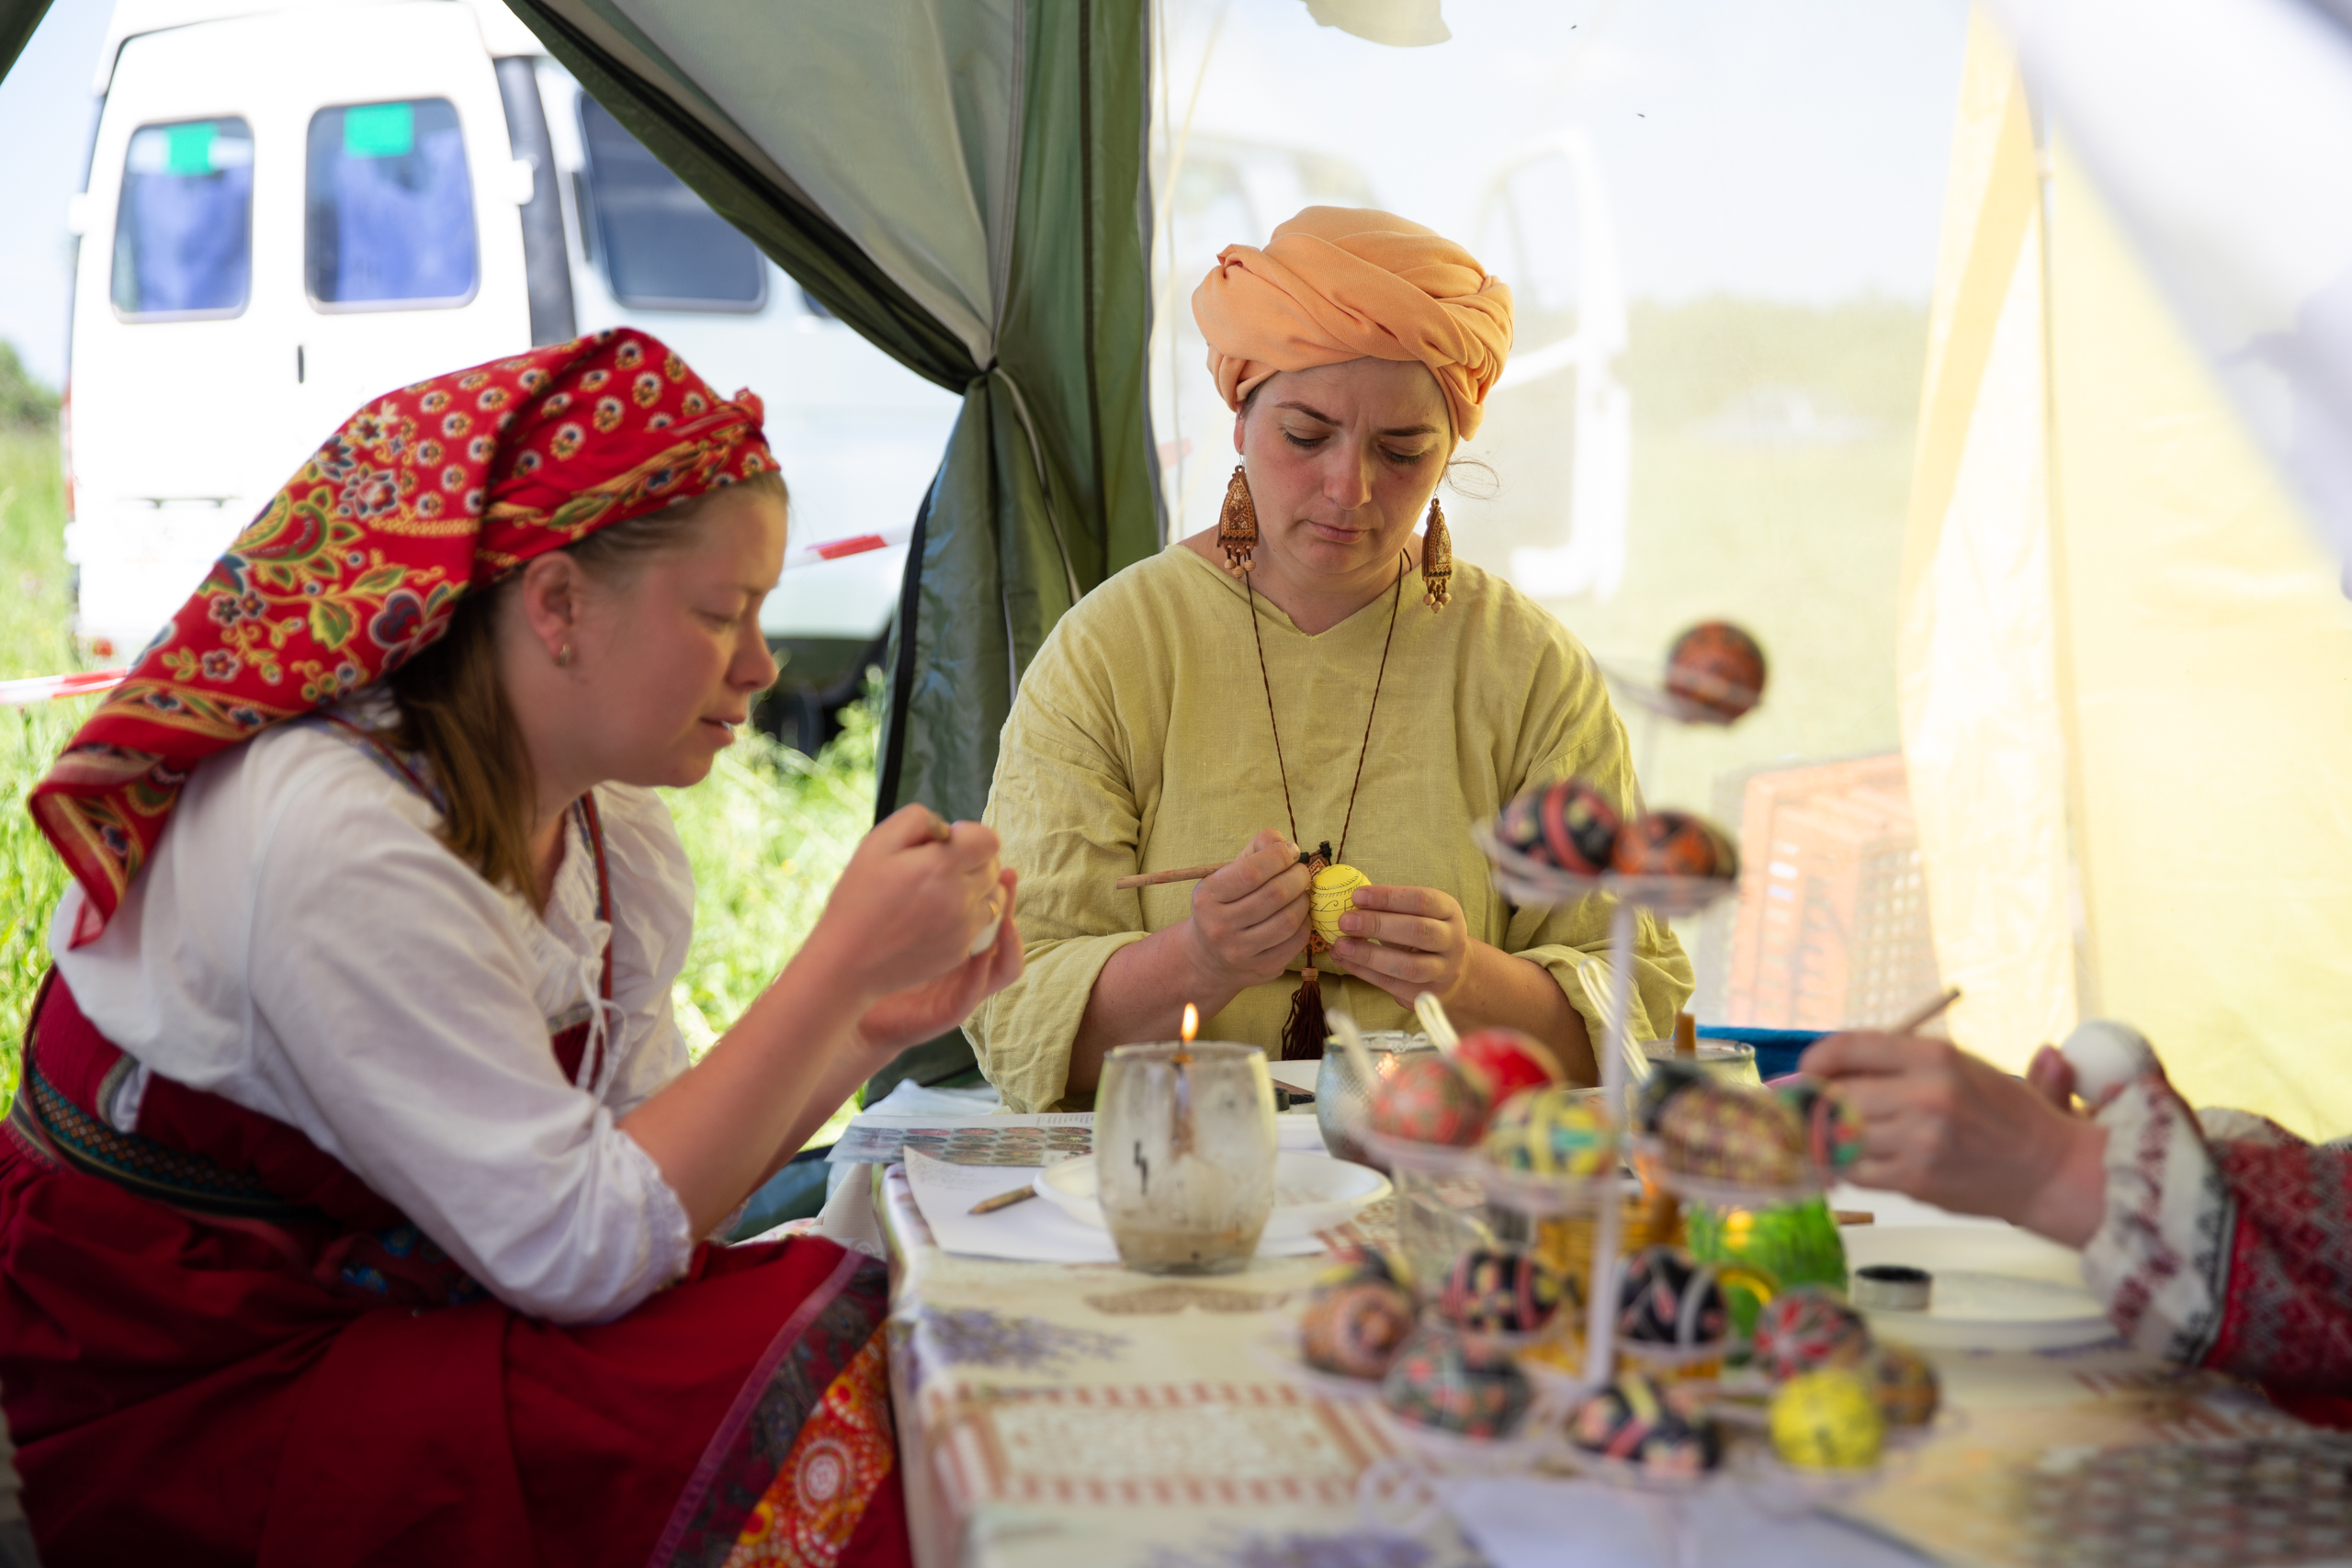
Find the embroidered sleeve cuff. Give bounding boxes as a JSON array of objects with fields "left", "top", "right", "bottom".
[{"left": 2079, "top": 1065, "right": 2233, "bottom": 1366}]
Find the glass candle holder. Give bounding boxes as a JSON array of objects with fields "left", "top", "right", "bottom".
[{"left": 1094, "top": 1041, "right": 1278, "bottom": 1275}]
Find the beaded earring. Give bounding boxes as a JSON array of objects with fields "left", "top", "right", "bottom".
[
  {"left": 1218, "top": 465, "right": 1258, "bottom": 575},
  {"left": 1421, "top": 493, "right": 1452, "bottom": 609}
]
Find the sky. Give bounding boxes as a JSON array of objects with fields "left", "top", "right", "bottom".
[{"left": 0, "top": 0, "right": 1969, "bottom": 389}]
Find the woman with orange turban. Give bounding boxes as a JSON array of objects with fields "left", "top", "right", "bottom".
[
  {"left": 0, "top": 330, "right": 1020, "bottom": 1564},
  {"left": 968, "top": 208, "right": 1689, "bottom": 1111}
]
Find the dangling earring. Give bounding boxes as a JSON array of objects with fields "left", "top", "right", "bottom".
[
  {"left": 1218, "top": 465, "right": 1258, "bottom": 576},
  {"left": 1420, "top": 493, "right": 1452, "bottom": 610},
  {"left": 555, "top": 643, "right": 574, "bottom": 668}
]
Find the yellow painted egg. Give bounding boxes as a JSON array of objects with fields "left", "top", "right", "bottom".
[
  {"left": 1770, "top": 1368, "right": 1885, "bottom": 1470},
  {"left": 1310, "top": 863, "right": 1370, "bottom": 947}
]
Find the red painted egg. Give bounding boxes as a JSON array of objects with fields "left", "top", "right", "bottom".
[
  {"left": 1496, "top": 777, "right": 1621, "bottom": 874},
  {"left": 1368, "top": 1055, "right": 1489, "bottom": 1146},
  {"left": 1611, "top": 811, "right": 1739, "bottom": 880},
  {"left": 1666, "top": 622, "right": 1767, "bottom": 721},
  {"left": 1453, "top": 1028, "right": 1560, "bottom": 1102}
]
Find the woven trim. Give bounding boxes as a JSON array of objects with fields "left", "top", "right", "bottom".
[{"left": 12, "top": 1064, "right": 315, "bottom": 1222}]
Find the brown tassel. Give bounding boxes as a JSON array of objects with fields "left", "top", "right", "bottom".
[
  {"left": 1280, "top": 963, "right": 1327, "bottom": 1061},
  {"left": 1420, "top": 494, "right": 1451, "bottom": 609},
  {"left": 1219, "top": 465, "right": 1258, "bottom": 575}
]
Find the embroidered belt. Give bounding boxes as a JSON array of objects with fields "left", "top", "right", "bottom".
[{"left": 7, "top": 1065, "right": 316, "bottom": 1223}]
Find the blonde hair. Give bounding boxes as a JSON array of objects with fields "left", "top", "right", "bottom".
[{"left": 386, "top": 469, "right": 787, "bottom": 900}]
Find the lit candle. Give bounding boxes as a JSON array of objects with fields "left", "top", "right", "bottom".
[{"left": 1181, "top": 1003, "right": 1199, "bottom": 1044}]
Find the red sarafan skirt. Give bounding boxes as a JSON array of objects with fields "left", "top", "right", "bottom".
[{"left": 0, "top": 975, "right": 910, "bottom": 1568}]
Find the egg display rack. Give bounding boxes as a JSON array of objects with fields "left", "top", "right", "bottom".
[
  {"left": 1256, "top": 809, "right": 1919, "bottom": 1563},
  {"left": 1470, "top": 818, "right": 1743, "bottom": 1386},
  {"left": 1630, "top": 1142, "right": 1826, "bottom": 1211},
  {"left": 1600, "top": 660, "right": 1763, "bottom": 730}
]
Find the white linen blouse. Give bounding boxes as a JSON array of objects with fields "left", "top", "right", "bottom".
[{"left": 50, "top": 701, "right": 698, "bottom": 1325}]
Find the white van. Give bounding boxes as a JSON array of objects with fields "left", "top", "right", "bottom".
[{"left": 63, "top": 0, "right": 959, "bottom": 747}]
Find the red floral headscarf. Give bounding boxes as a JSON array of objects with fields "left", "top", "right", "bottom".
[{"left": 32, "top": 328, "right": 775, "bottom": 943}]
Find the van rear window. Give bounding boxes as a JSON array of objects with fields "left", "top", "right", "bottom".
[
  {"left": 578, "top": 96, "right": 765, "bottom": 311},
  {"left": 306, "top": 99, "right": 478, "bottom": 309},
  {"left": 111, "top": 118, "right": 254, "bottom": 319}
]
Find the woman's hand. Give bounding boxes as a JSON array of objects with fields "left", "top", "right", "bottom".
[
  {"left": 805, "top": 804, "right": 1007, "bottom": 1008},
  {"left": 854, "top": 871, "right": 1023, "bottom": 1055},
  {"left": 1179, "top": 829, "right": 1312, "bottom": 997},
  {"left": 1326, "top": 885, "right": 1471, "bottom": 1009},
  {"left": 1799, "top": 1032, "right": 2109, "bottom": 1247}
]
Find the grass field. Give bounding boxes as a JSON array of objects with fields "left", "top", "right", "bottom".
[{"left": 0, "top": 423, "right": 879, "bottom": 1111}]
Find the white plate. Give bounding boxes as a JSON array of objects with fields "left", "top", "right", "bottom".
[
  {"left": 1034, "top": 1151, "right": 1390, "bottom": 1244},
  {"left": 1840, "top": 1224, "right": 2113, "bottom": 1351}
]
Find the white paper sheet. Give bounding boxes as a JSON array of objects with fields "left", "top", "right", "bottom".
[{"left": 903, "top": 1148, "right": 1333, "bottom": 1264}]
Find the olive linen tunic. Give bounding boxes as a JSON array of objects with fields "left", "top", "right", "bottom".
[{"left": 970, "top": 542, "right": 1692, "bottom": 1112}]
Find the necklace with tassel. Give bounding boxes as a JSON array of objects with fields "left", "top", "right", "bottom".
[{"left": 1245, "top": 547, "right": 1408, "bottom": 1061}]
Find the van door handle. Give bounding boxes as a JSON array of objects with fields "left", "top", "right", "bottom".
[{"left": 297, "top": 345, "right": 305, "bottom": 384}]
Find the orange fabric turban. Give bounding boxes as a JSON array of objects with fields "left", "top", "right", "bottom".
[{"left": 1191, "top": 207, "right": 1514, "bottom": 443}]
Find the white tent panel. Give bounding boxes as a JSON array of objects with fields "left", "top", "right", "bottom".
[
  {"left": 1900, "top": 13, "right": 2078, "bottom": 1068},
  {"left": 2051, "top": 141, "right": 2352, "bottom": 1139},
  {"left": 1991, "top": 0, "right": 2352, "bottom": 569}
]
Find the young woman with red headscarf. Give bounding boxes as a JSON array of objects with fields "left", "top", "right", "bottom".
[{"left": 0, "top": 329, "right": 1018, "bottom": 1565}]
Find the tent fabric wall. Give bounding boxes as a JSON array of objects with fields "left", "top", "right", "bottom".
[
  {"left": 1899, "top": 11, "right": 2080, "bottom": 1069},
  {"left": 2048, "top": 145, "right": 2352, "bottom": 1140},
  {"left": 505, "top": 1, "right": 1160, "bottom": 812},
  {"left": 1988, "top": 0, "right": 2352, "bottom": 573},
  {"left": 505, "top": 0, "right": 1160, "bottom": 1089},
  {"left": 1910, "top": 7, "right": 2352, "bottom": 1134},
  {"left": 0, "top": 0, "right": 46, "bottom": 85}
]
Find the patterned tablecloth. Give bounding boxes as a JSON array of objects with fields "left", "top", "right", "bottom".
[
  {"left": 873, "top": 1166, "right": 2312, "bottom": 1568},
  {"left": 876, "top": 1164, "right": 1489, "bottom": 1568}
]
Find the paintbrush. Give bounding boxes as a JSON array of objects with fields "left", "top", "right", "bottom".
[{"left": 1891, "top": 986, "right": 1962, "bottom": 1036}]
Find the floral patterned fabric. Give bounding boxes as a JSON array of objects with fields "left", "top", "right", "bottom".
[{"left": 29, "top": 328, "right": 775, "bottom": 942}]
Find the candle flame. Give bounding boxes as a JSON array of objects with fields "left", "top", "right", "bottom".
[{"left": 1181, "top": 1003, "right": 1199, "bottom": 1044}]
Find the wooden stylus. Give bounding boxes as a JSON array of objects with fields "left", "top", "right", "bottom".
[
  {"left": 1891, "top": 986, "right": 1962, "bottom": 1035},
  {"left": 1114, "top": 863, "right": 1226, "bottom": 891}
]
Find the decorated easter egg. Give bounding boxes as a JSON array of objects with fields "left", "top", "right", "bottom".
[
  {"left": 1779, "top": 1079, "right": 1864, "bottom": 1174},
  {"left": 1770, "top": 1369, "right": 1885, "bottom": 1470},
  {"left": 1610, "top": 810, "right": 1740, "bottom": 880},
  {"left": 1301, "top": 1278, "right": 1417, "bottom": 1381},
  {"left": 1308, "top": 863, "right": 1371, "bottom": 951},
  {"left": 1369, "top": 1055, "right": 1489, "bottom": 1147},
  {"left": 1481, "top": 1088, "right": 1615, "bottom": 1178},
  {"left": 1751, "top": 1286, "right": 1871, "bottom": 1383},
  {"left": 1454, "top": 1027, "right": 1560, "bottom": 1102},
  {"left": 1496, "top": 777, "right": 1622, "bottom": 874},
  {"left": 1869, "top": 1344, "right": 1940, "bottom": 1427},
  {"left": 1568, "top": 1372, "right": 1723, "bottom": 1477},
  {"left": 1615, "top": 1247, "right": 1730, "bottom": 1348},
  {"left": 1380, "top": 1325, "right": 1532, "bottom": 1438},
  {"left": 1650, "top": 1077, "right": 1810, "bottom": 1189},
  {"left": 1665, "top": 621, "right": 1767, "bottom": 721},
  {"left": 1439, "top": 1249, "right": 1567, "bottom": 1337}
]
